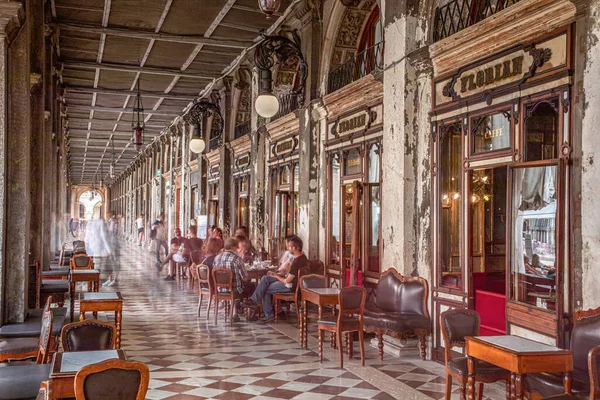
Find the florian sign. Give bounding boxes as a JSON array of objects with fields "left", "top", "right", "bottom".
[
  {"left": 433, "top": 32, "right": 568, "bottom": 109},
  {"left": 271, "top": 136, "right": 298, "bottom": 158},
  {"left": 235, "top": 153, "right": 250, "bottom": 170}
]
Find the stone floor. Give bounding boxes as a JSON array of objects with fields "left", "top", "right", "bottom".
[{"left": 73, "top": 239, "right": 506, "bottom": 400}]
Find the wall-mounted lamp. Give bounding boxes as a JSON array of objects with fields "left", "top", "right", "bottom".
[
  {"left": 253, "top": 31, "right": 307, "bottom": 119},
  {"left": 185, "top": 99, "right": 224, "bottom": 154}
]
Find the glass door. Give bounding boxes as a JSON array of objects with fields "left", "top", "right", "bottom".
[{"left": 342, "top": 180, "right": 363, "bottom": 286}]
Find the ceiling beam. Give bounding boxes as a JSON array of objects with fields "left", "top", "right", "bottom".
[
  {"left": 66, "top": 118, "right": 168, "bottom": 129},
  {"left": 65, "top": 86, "right": 197, "bottom": 101},
  {"left": 67, "top": 104, "right": 183, "bottom": 116},
  {"left": 57, "top": 21, "right": 255, "bottom": 49},
  {"left": 55, "top": 4, "right": 105, "bottom": 13},
  {"left": 61, "top": 59, "right": 218, "bottom": 80},
  {"left": 231, "top": 4, "right": 282, "bottom": 16},
  {"left": 218, "top": 22, "right": 261, "bottom": 33}
]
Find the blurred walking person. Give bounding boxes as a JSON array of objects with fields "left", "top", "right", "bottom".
[{"left": 152, "top": 214, "right": 168, "bottom": 266}]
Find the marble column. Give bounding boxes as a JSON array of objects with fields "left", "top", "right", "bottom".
[
  {"left": 218, "top": 84, "right": 234, "bottom": 235},
  {"left": 5, "top": 21, "right": 32, "bottom": 323}
]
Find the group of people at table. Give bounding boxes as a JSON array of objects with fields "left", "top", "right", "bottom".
[{"left": 157, "top": 225, "right": 308, "bottom": 324}]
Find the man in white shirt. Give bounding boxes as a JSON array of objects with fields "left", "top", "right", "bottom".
[{"left": 136, "top": 214, "right": 145, "bottom": 246}]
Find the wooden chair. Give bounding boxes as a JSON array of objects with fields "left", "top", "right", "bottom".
[
  {"left": 273, "top": 266, "right": 309, "bottom": 323},
  {"left": 298, "top": 274, "right": 336, "bottom": 349},
  {"left": 60, "top": 320, "right": 117, "bottom": 351},
  {"left": 74, "top": 359, "right": 150, "bottom": 400},
  {"left": 189, "top": 250, "right": 203, "bottom": 287},
  {"left": 212, "top": 268, "right": 235, "bottom": 325},
  {"left": 317, "top": 286, "right": 366, "bottom": 369},
  {"left": 0, "top": 302, "right": 53, "bottom": 363},
  {"left": 37, "top": 262, "right": 69, "bottom": 308},
  {"left": 196, "top": 264, "right": 213, "bottom": 319},
  {"left": 70, "top": 254, "right": 93, "bottom": 270},
  {"left": 440, "top": 309, "right": 510, "bottom": 400},
  {"left": 542, "top": 345, "right": 600, "bottom": 399}
]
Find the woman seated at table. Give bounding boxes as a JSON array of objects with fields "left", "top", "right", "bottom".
[
  {"left": 199, "top": 238, "right": 221, "bottom": 268},
  {"left": 242, "top": 236, "right": 309, "bottom": 323}
]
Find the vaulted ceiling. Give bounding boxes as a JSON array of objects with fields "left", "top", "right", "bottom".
[{"left": 56, "top": 0, "right": 293, "bottom": 185}]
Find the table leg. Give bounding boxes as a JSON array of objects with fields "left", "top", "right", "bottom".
[
  {"left": 79, "top": 310, "right": 85, "bottom": 321},
  {"left": 302, "top": 300, "right": 307, "bottom": 349},
  {"left": 115, "top": 310, "right": 122, "bottom": 349},
  {"left": 563, "top": 372, "right": 572, "bottom": 394},
  {"left": 70, "top": 280, "right": 75, "bottom": 322},
  {"left": 467, "top": 356, "right": 475, "bottom": 400},
  {"left": 510, "top": 373, "right": 516, "bottom": 400},
  {"left": 515, "top": 374, "right": 523, "bottom": 400}
]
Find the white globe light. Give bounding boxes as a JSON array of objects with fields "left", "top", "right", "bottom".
[
  {"left": 189, "top": 138, "right": 206, "bottom": 154},
  {"left": 255, "top": 93, "right": 280, "bottom": 118}
]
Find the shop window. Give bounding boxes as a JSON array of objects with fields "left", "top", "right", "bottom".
[
  {"left": 439, "top": 123, "right": 462, "bottom": 289},
  {"left": 510, "top": 165, "right": 557, "bottom": 310},
  {"left": 471, "top": 111, "right": 511, "bottom": 154},
  {"left": 367, "top": 144, "right": 381, "bottom": 273},
  {"left": 344, "top": 148, "right": 362, "bottom": 176},
  {"left": 524, "top": 99, "right": 559, "bottom": 162},
  {"left": 280, "top": 166, "right": 291, "bottom": 186},
  {"left": 330, "top": 155, "right": 341, "bottom": 265},
  {"left": 293, "top": 163, "right": 300, "bottom": 191}
]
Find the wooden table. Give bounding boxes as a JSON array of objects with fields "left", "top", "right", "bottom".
[
  {"left": 79, "top": 292, "right": 124, "bottom": 348},
  {"left": 49, "top": 349, "right": 126, "bottom": 399},
  {"left": 245, "top": 266, "right": 277, "bottom": 283},
  {"left": 466, "top": 335, "right": 573, "bottom": 400},
  {"left": 300, "top": 287, "right": 339, "bottom": 349},
  {"left": 69, "top": 269, "right": 100, "bottom": 322}
]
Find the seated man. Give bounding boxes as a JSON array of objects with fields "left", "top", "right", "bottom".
[
  {"left": 277, "top": 235, "right": 296, "bottom": 274},
  {"left": 163, "top": 228, "right": 187, "bottom": 280},
  {"left": 243, "top": 236, "right": 308, "bottom": 323},
  {"left": 213, "top": 237, "right": 253, "bottom": 323}
]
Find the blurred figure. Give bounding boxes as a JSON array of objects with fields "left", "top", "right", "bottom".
[
  {"left": 234, "top": 226, "right": 249, "bottom": 238},
  {"left": 69, "top": 218, "right": 76, "bottom": 237},
  {"left": 201, "top": 238, "right": 221, "bottom": 268},
  {"left": 104, "top": 218, "right": 121, "bottom": 287},
  {"left": 236, "top": 235, "right": 255, "bottom": 264},
  {"left": 85, "top": 218, "right": 113, "bottom": 286},
  {"left": 211, "top": 227, "right": 223, "bottom": 240},
  {"left": 136, "top": 214, "right": 145, "bottom": 246},
  {"left": 152, "top": 214, "right": 168, "bottom": 266}
]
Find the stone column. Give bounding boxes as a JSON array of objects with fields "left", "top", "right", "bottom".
[
  {"left": 218, "top": 83, "right": 234, "bottom": 235},
  {"left": 42, "top": 28, "right": 55, "bottom": 267},
  {"left": 380, "top": 3, "right": 432, "bottom": 279},
  {"left": 5, "top": 19, "right": 31, "bottom": 323},
  {"left": 180, "top": 125, "right": 188, "bottom": 229},
  {"left": 28, "top": 0, "right": 45, "bottom": 267},
  {"left": 574, "top": 0, "right": 600, "bottom": 309}
]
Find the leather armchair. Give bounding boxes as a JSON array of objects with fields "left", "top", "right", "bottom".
[
  {"left": 60, "top": 320, "right": 117, "bottom": 352},
  {"left": 362, "top": 268, "right": 431, "bottom": 360},
  {"left": 74, "top": 359, "right": 149, "bottom": 400},
  {"left": 525, "top": 306, "right": 600, "bottom": 399}
]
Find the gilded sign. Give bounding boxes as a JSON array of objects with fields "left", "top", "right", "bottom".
[
  {"left": 458, "top": 56, "right": 523, "bottom": 94},
  {"left": 334, "top": 110, "right": 370, "bottom": 138},
  {"left": 236, "top": 154, "right": 250, "bottom": 169},
  {"left": 271, "top": 137, "right": 297, "bottom": 158}
]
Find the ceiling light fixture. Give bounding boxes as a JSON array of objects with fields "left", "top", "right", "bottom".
[
  {"left": 132, "top": 81, "right": 145, "bottom": 152},
  {"left": 258, "top": 0, "right": 281, "bottom": 19},
  {"left": 254, "top": 31, "right": 307, "bottom": 119},
  {"left": 109, "top": 136, "right": 115, "bottom": 179},
  {"left": 185, "top": 99, "right": 224, "bottom": 154}
]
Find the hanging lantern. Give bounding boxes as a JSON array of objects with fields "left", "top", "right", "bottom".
[
  {"left": 109, "top": 163, "right": 115, "bottom": 179},
  {"left": 258, "top": 0, "right": 280, "bottom": 19},
  {"left": 189, "top": 122, "right": 206, "bottom": 154},
  {"left": 109, "top": 136, "right": 116, "bottom": 178},
  {"left": 131, "top": 81, "right": 145, "bottom": 152}
]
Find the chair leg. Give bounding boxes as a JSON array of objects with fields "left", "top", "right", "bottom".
[
  {"left": 377, "top": 333, "right": 384, "bottom": 361},
  {"left": 198, "top": 293, "right": 203, "bottom": 317},
  {"left": 330, "top": 332, "right": 335, "bottom": 349},
  {"left": 345, "top": 333, "right": 350, "bottom": 358},
  {"left": 505, "top": 380, "right": 510, "bottom": 400},
  {"left": 337, "top": 330, "right": 344, "bottom": 369},
  {"left": 358, "top": 329, "right": 365, "bottom": 366},
  {"left": 206, "top": 295, "right": 212, "bottom": 321},
  {"left": 318, "top": 329, "right": 323, "bottom": 362},
  {"left": 299, "top": 311, "right": 303, "bottom": 347},
  {"left": 274, "top": 299, "right": 279, "bottom": 322},
  {"left": 419, "top": 334, "right": 427, "bottom": 360},
  {"left": 460, "top": 383, "right": 466, "bottom": 400},
  {"left": 349, "top": 332, "right": 354, "bottom": 360},
  {"left": 214, "top": 297, "right": 219, "bottom": 325},
  {"left": 477, "top": 382, "right": 484, "bottom": 400},
  {"left": 445, "top": 373, "right": 452, "bottom": 400},
  {"left": 229, "top": 300, "right": 234, "bottom": 324}
]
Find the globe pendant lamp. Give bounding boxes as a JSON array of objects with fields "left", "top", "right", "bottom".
[
  {"left": 258, "top": 0, "right": 280, "bottom": 19},
  {"left": 255, "top": 69, "right": 279, "bottom": 118},
  {"left": 189, "top": 122, "right": 206, "bottom": 154},
  {"left": 131, "top": 81, "right": 145, "bottom": 152}
]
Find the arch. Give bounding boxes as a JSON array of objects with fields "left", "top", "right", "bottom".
[{"left": 318, "top": 0, "right": 380, "bottom": 95}]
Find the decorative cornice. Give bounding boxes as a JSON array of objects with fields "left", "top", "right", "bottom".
[{"left": 0, "top": 1, "right": 24, "bottom": 41}]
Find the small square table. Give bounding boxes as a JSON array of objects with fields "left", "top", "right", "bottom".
[
  {"left": 466, "top": 335, "right": 573, "bottom": 400},
  {"left": 49, "top": 349, "right": 127, "bottom": 399},
  {"left": 79, "top": 292, "right": 124, "bottom": 348},
  {"left": 300, "top": 287, "right": 339, "bottom": 349},
  {"left": 69, "top": 269, "right": 100, "bottom": 322}
]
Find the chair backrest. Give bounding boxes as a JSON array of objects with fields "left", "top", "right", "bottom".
[
  {"left": 71, "top": 254, "right": 93, "bottom": 270},
  {"left": 37, "top": 308, "right": 54, "bottom": 364},
  {"left": 300, "top": 274, "right": 327, "bottom": 290},
  {"left": 309, "top": 260, "right": 325, "bottom": 275},
  {"left": 212, "top": 268, "right": 232, "bottom": 294},
  {"left": 589, "top": 345, "right": 600, "bottom": 399},
  {"left": 338, "top": 286, "right": 367, "bottom": 323},
  {"left": 440, "top": 308, "right": 480, "bottom": 364},
  {"left": 60, "top": 320, "right": 117, "bottom": 352},
  {"left": 571, "top": 306, "right": 600, "bottom": 382},
  {"left": 375, "top": 268, "right": 429, "bottom": 317},
  {"left": 198, "top": 264, "right": 213, "bottom": 294},
  {"left": 293, "top": 267, "right": 310, "bottom": 302},
  {"left": 74, "top": 359, "right": 149, "bottom": 400}
]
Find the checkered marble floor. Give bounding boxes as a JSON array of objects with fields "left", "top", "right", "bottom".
[{"left": 75, "top": 239, "right": 505, "bottom": 400}]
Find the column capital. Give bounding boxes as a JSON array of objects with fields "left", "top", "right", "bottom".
[{"left": 0, "top": 1, "right": 24, "bottom": 41}]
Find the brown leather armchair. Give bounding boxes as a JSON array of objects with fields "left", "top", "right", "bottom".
[
  {"left": 525, "top": 306, "right": 600, "bottom": 399},
  {"left": 362, "top": 268, "right": 431, "bottom": 360},
  {"left": 74, "top": 359, "right": 150, "bottom": 400},
  {"left": 542, "top": 345, "right": 600, "bottom": 400}
]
